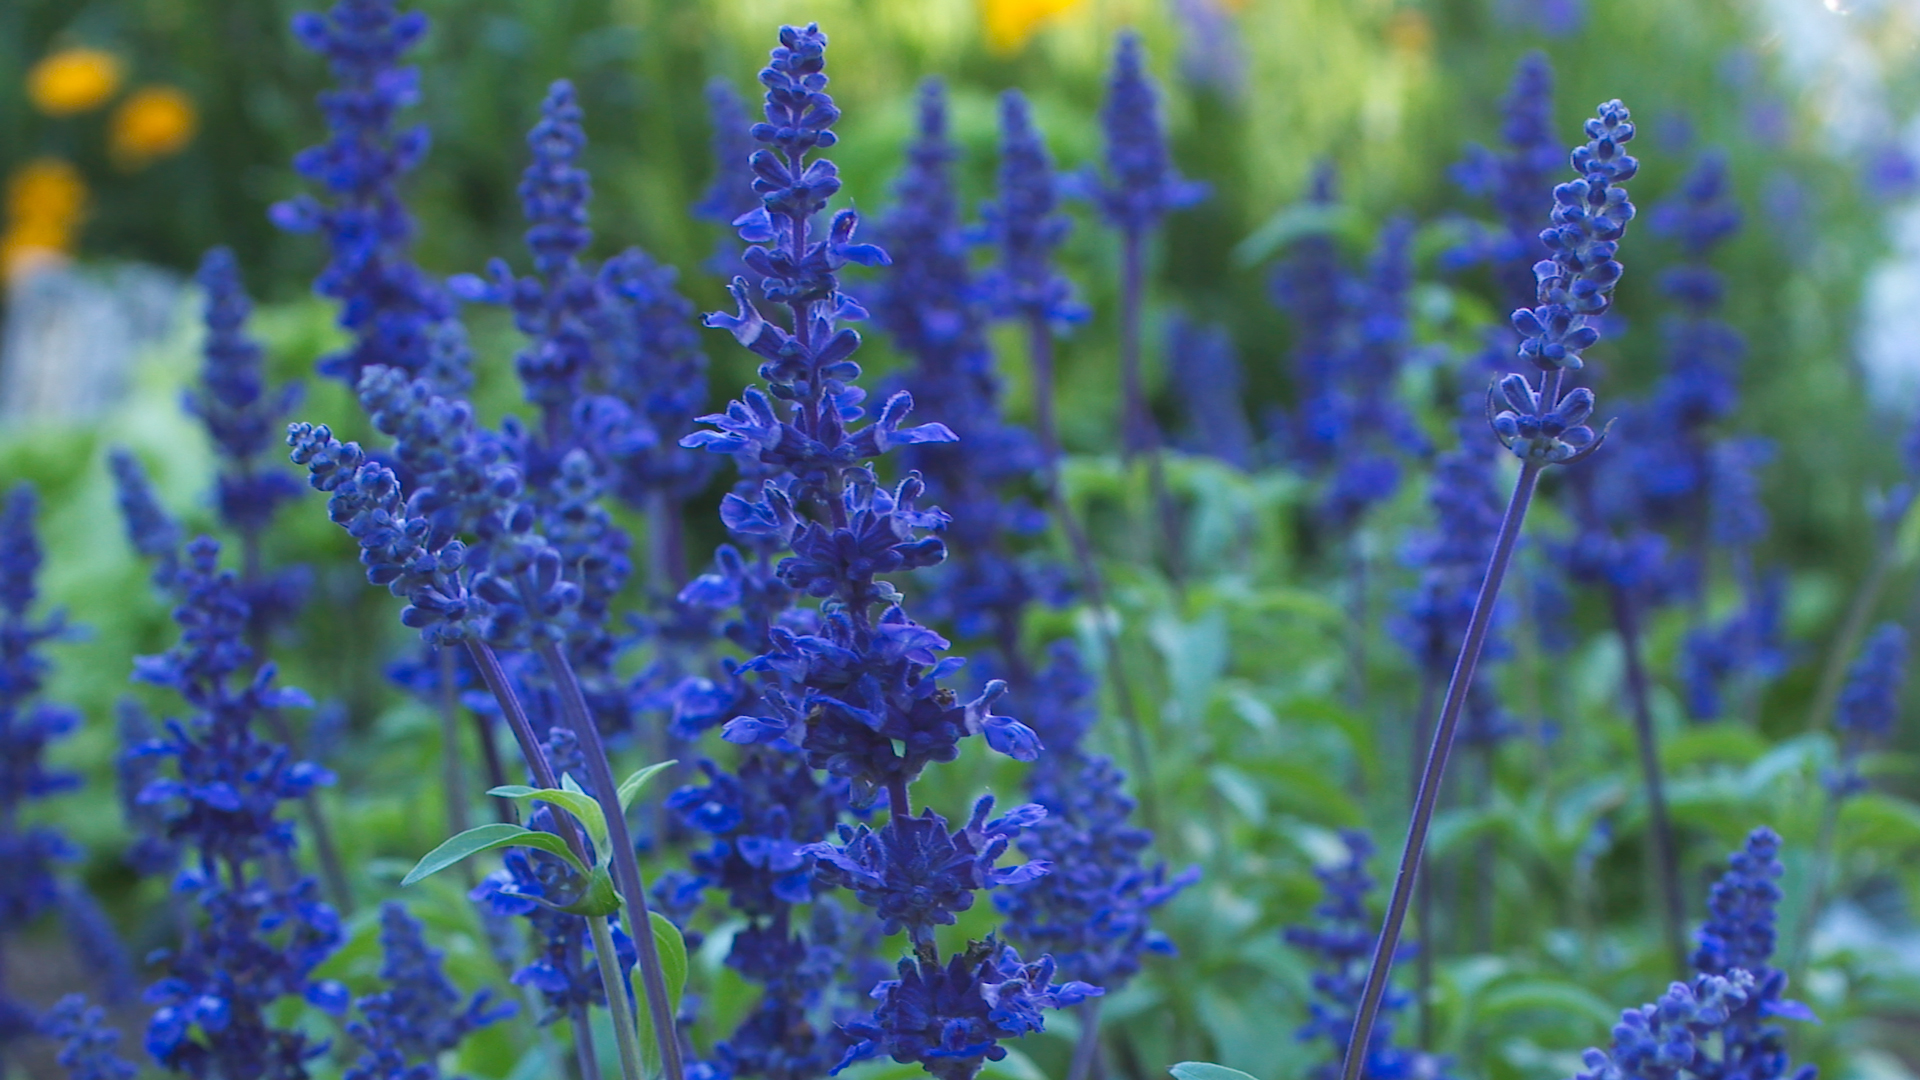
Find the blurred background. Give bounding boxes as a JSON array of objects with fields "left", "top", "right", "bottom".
[{"left": 7, "top": 0, "right": 1920, "bottom": 1078}]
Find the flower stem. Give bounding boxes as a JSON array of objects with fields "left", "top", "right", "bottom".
[
  {"left": 438, "top": 646, "right": 472, "bottom": 840},
  {"left": 1118, "top": 226, "right": 1184, "bottom": 586},
  {"left": 587, "top": 912, "right": 649, "bottom": 1080},
  {"left": 1338, "top": 459, "right": 1543, "bottom": 1080},
  {"left": 1068, "top": 998, "right": 1104, "bottom": 1080},
  {"left": 571, "top": 1003, "right": 603, "bottom": 1080},
  {"left": 535, "top": 639, "right": 686, "bottom": 1080},
  {"left": 464, "top": 641, "right": 584, "bottom": 858},
  {"left": 1605, "top": 584, "right": 1688, "bottom": 974}
]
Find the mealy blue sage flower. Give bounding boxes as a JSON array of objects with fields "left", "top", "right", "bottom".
[
  {"left": 40, "top": 996, "right": 137, "bottom": 1080},
  {"left": 1573, "top": 828, "right": 1815, "bottom": 1080},
  {"left": 275, "top": 0, "right": 472, "bottom": 392},
  {"left": 1828, "top": 623, "right": 1907, "bottom": 798},
  {"left": 1283, "top": 831, "right": 1451, "bottom": 1080},
  {"left": 343, "top": 902, "right": 513, "bottom": 1080},
  {"left": 130, "top": 537, "right": 349, "bottom": 1079}
]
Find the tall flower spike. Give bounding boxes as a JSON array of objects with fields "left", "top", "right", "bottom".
[
  {"left": 344, "top": 902, "right": 513, "bottom": 1080},
  {"left": 1829, "top": 623, "right": 1907, "bottom": 797},
  {"left": 132, "top": 537, "right": 349, "bottom": 1080},
  {"left": 1088, "top": 31, "right": 1209, "bottom": 233},
  {"left": 1508, "top": 100, "right": 1638, "bottom": 374},
  {"left": 693, "top": 79, "right": 765, "bottom": 280},
  {"left": 1343, "top": 100, "right": 1641, "bottom": 1080},
  {"left": 188, "top": 248, "right": 306, "bottom": 538},
  {"left": 1574, "top": 829, "right": 1816, "bottom": 1080},
  {"left": 979, "top": 91, "right": 1086, "bottom": 330},
  {"left": 108, "top": 448, "right": 182, "bottom": 587},
  {"left": 688, "top": 27, "right": 1077, "bottom": 1080},
  {"left": 1447, "top": 52, "right": 1562, "bottom": 313},
  {"left": 1283, "top": 832, "right": 1450, "bottom": 1080},
  {"left": 275, "top": 0, "right": 472, "bottom": 392},
  {"left": 41, "top": 996, "right": 137, "bottom": 1080}
]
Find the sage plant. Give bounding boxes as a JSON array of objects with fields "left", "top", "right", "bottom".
[{"left": 1342, "top": 98, "right": 1640, "bottom": 1080}]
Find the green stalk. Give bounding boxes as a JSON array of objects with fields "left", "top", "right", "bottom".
[{"left": 587, "top": 913, "right": 648, "bottom": 1080}]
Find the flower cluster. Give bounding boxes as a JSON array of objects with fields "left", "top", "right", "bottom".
[
  {"left": 273, "top": 0, "right": 471, "bottom": 392},
  {"left": 1828, "top": 623, "right": 1907, "bottom": 798},
  {"left": 997, "top": 753, "right": 1197, "bottom": 990},
  {"left": 1447, "top": 53, "right": 1564, "bottom": 319},
  {"left": 681, "top": 27, "right": 1087, "bottom": 1080},
  {"left": 1507, "top": 100, "right": 1638, "bottom": 375},
  {"left": 1283, "top": 831, "right": 1451, "bottom": 1080},
  {"left": 343, "top": 902, "right": 514, "bottom": 1080},
  {"left": 187, "top": 248, "right": 306, "bottom": 546},
  {"left": 1492, "top": 99, "right": 1638, "bottom": 464},
  {"left": 41, "top": 996, "right": 138, "bottom": 1080},
  {"left": 2, "top": 485, "right": 131, "bottom": 1054},
  {"left": 128, "top": 537, "right": 348, "bottom": 1079},
  {"left": 1573, "top": 828, "right": 1816, "bottom": 1080},
  {"left": 665, "top": 754, "right": 853, "bottom": 1080},
  {"left": 1270, "top": 186, "right": 1427, "bottom": 527}
]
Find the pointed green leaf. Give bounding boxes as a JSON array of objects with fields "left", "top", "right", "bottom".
[
  {"left": 617, "top": 760, "right": 678, "bottom": 812},
  {"left": 633, "top": 910, "right": 690, "bottom": 1076},
  {"left": 1170, "top": 1063, "right": 1261, "bottom": 1080},
  {"left": 401, "top": 823, "right": 586, "bottom": 886},
  {"left": 487, "top": 784, "right": 610, "bottom": 864},
  {"left": 555, "top": 867, "right": 623, "bottom": 918}
]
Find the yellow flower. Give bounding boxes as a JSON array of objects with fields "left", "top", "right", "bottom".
[
  {"left": 3, "top": 158, "right": 87, "bottom": 281},
  {"left": 1386, "top": 9, "right": 1433, "bottom": 56},
  {"left": 27, "top": 48, "right": 123, "bottom": 117},
  {"left": 110, "top": 86, "right": 199, "bottom": 168},
  {"left": 983, "top": 0, "right": 1087, "bottom": 53}
]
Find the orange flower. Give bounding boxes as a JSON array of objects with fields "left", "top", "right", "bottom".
[
  {"left": 27, "top": 48, "right": 123, "bottom": 117},
  {"left": 983, "top": 0, "right": 1087, "bottom": 53},
  {"left": 3, "top": 158, "right": 88, "bottom": 281},
  {"left": 110, "top": 86, "right": 199, "bottom": 168}
]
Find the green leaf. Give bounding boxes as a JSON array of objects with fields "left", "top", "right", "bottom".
[
  {"left": 556, "top": 867, "right": 624, "bottom": 918},
  {"left": 1170, "top": 1063, "right": 1261, "bottom": 1080},
  {"left": 487, "top": 784, "right": 610, "bottom": 864},
  {"left": 617, "top": 760, "right": 679, "bottom": 812},
  {"left": 634, "top": 910, "right": 690, "bottom": 1076},
  {"left": 1475, "top": 979, "right": 1619, "bottom": 1028},
  {"left": 401, "top": 823, "right": 586, "bottom": 886}
]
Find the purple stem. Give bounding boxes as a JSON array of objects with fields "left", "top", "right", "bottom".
[
  {"left": 535, "top": 639, "right": 686, "bottom": 1080},
  {"left": 1338, "top": 457, "right": 1544, "bottom": 1080}
]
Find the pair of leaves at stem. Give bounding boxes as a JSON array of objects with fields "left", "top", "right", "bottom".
[
  {"left": 401, "top": 760, "right": 677, "bottom": 912},
  {"left": 402, "top": 761, "right": 686, "bottom": 1074}
]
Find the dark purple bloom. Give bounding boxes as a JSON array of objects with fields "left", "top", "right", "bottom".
[
  {"left": 1829, "top": 624, "right": 1907, "bottom": 797},
  {"left": 1448, "top": 53, "right": 1562, "bottom": 314},
  {"left": 1170, "top": 317, "right": 1256, "bottom": 470},
  {"left": 1579, "top": 829, "right": 1817, "bottom": 1080},
  {"left": 188, "top": 248, "right": 307, "bottom": 539},
  {"left": 41, "top": 996, "right": 137, "bottom": 1080},
  {"left": 1085, "top": 32, "right": 1209, "bottom": 234},
  {"left": 809, "top": 798, "right": 1048, "bottom": 944},
  {"left": 343, "top": 902, "right": 513, "bottom": 1080},
  {"left": 979, "top": 91, "right": 1086, "bottom": 329},
  {"left": 997, "top": 754, "right": 1197, "bottom": 989},
  {"left": 834, "top": 940, "right": 1100, "bottom": 1080},
  {"left": 1282, "top": 831, "right": 1452, "bottom": 1080},
  {"left": 108, "top": 449, "right": 182, "bottom": 588},
  {"left": 276, "top": 0, "right": 471, "bottom": 392},
  {"left": 1507, "top": 100, "right": 1638, "bottom": 375}
]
